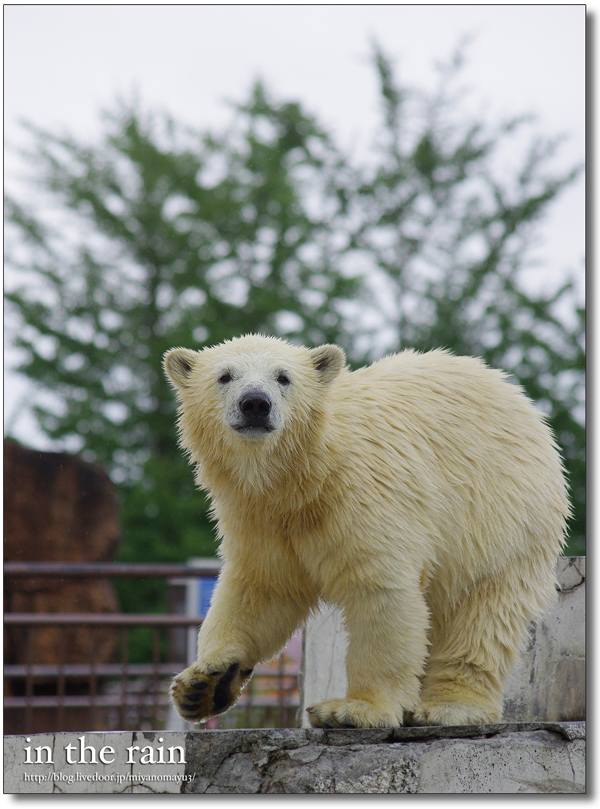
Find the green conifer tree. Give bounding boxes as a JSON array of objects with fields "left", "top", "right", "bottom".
[{"left": 5, "top": 48, "right": 584, "bottom": 647}]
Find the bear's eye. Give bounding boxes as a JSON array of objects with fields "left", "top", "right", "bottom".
[
  {"left": 277, "top": 372, "right": 291, "bottom": 386},
  {"left": 218, "top": 372, "right": 232, "bottom": 384}
]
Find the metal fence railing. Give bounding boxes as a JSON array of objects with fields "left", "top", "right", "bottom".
[{"left": 4, "top": 563, "right": 301, "bottom": 734}]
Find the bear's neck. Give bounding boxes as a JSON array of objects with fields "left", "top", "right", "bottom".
[{"left": 198, "top": 419, "right": 336, "bottom": 516}]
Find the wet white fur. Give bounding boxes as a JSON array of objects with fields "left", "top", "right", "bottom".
[{"left": 164, "top": 334, "right": 569, "bottom": 727}]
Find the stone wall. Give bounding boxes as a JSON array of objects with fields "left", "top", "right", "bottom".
[{"left": 4, "top": 724, "right": 585, "bottom": 793}]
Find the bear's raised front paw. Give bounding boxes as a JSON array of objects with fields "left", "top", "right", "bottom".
[
  {"left": 169, "top": 662, "right": 253, "bottom": 723},
  {"left": 306, "top": 698, "right": 402, "bottom": 729}
]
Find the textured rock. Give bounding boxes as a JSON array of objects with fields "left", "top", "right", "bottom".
[
  {"left": 4, "top": 440, "right": 120, "bottom": 669},
  {"left": 4, "top": 724, "right": 585, "bottom": 793},
  {"left": 502, "top": 556, "right": 585, "bottom": 722},
  {"left": 3, "top": 439, "right": 120, "bottom": 564},
  {"left": 181, "top": 724, "right": 586, "bottom": 794},
  {"left": 4, "top": 731, "right": 186, "bottom": 794}
]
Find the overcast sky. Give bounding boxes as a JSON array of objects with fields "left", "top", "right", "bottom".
[{"left": 4, "top": 3, "right": 586, "bottom": 446}]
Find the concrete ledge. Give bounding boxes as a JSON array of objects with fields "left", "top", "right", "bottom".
[
  {"left": 3, "top": 731, "right": 187, "bottom": 794},
  {"left": 4, "top": 723, "right": 585, "bottom": 794}
]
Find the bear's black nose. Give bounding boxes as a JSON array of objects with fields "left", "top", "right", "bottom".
[{"left": 239, "top": 391, "right": 272, "bottom": 426}]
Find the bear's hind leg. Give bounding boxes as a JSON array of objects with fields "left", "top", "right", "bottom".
[
  {"left": 412, "top": 659, "right": 504, "bottom": 726},
  {"left": 414, "top": 568, "right": 554, "bottom": 726}
]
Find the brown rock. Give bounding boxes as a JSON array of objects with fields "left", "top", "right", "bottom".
[{"left": 4, "top": 439, "right": 120, "bottom": 669}]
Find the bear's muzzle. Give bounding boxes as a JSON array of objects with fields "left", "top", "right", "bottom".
[{"left": 236, "top": 390, "right": 274, "bottom": 435}]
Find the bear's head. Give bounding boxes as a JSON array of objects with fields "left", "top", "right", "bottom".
[{"left": 163, "top": 335, "right": 346, "bottom": 489}]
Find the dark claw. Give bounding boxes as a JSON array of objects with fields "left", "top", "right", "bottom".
[{"left": 212, "top": 662, "right": 240, "bottom": 713}]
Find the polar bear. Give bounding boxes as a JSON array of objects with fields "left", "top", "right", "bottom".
[{"left": 163, "top": 334, "right": 569, "bottom": 728}]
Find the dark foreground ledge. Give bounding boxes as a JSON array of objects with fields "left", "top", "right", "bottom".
[{"left": 5, "top": 722, "right": 585, "bottom": 794}]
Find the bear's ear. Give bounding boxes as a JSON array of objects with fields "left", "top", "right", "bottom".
[
  {"left": 309, "top": 344, "right": 346, "bottom": 384},
  {"left": 163, "top": 348, "right": 199, "bottom": 392}
]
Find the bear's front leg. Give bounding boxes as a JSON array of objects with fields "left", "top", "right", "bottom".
[
  {"left": 170, "top": 561, "right": 314, "bottom": 723},
  {"left": 307, "top": 585, "right": 429, "bottom": 728}
]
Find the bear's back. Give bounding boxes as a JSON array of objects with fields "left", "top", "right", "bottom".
[
  {"left": 325, "top": 349, "right": 568, "bottom": 571},
  {"left": 334, "top": 349, "right": 550, "bottom": 453}
]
